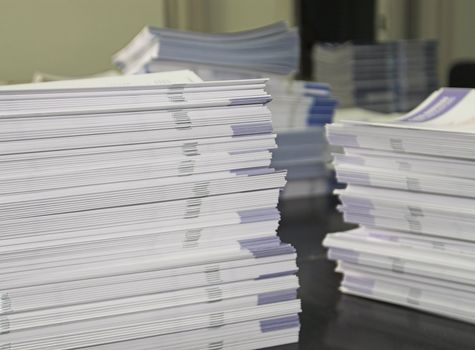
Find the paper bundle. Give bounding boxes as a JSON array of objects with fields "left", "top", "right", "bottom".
[
  {"left": 324, "top": 88, "right": 475, "bottom": 323},
  {"left": 269, "top": 81, "right": 337, "bottom": 198},
  {"left": 113, "top": 21, "right": 299, "bottom": 76},
  {"left": 0, "top": 70, "right": 300, "bottom": 349},
  {"left": 313, "top": 40, "right": 437, "bottom": 113},
  {"left": 113, "top": 22, "right": 338, "bottom": 198}
]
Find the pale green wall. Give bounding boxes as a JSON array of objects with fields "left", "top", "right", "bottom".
[
  {"left": 0, "top": 0, "right": 166, "bottom": 83},
  {"left": 205, "top": 0, "right": 295, "bottom": 33}
]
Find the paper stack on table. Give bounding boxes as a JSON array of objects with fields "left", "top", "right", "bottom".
[
  {"left": 313, "top": 40, "right": 437, "bottom": 113},
  {"left": 113, "top": 22, "right": 338, "bottom": 199},
  {"left": 0, "top": 70, "right": 300, "bottom": 349},
  {"left": 113, "top": 21, "right": 299, "bottom": 76},
  {"left": 323, "top": 88, "right": 475, "bottom": 324}
]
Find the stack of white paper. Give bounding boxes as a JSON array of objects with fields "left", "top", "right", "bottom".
[
  {"left": 323, "top": 88, "right": 475, "bottom": 323},
  {"left": 113, "top": 22, "right": 338, "bottom": 199},
  {"left": 112, "top": 21, "right": 299, "bottom": 76},
  {"left": 313, "top": 41, "right": 437, "bottom": 113},
  {"left": 268, "top": 80, "right": 336, "bottom": 198},
  {"left": 0, "top": 70, "right": 300, "bottom": 349}
]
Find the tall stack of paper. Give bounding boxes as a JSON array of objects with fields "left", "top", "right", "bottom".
[
  {"left": 0, "top": 70, "right": 300, "bottom": 349},
  {"left": 113, "top": 22, "right": 338, "bottom": 198},
  {"left": 323, "top": 88, "right": 475, "bottom": 323},
  {"left": 313, "top": 40, "right": 437, "bottom": 113}
]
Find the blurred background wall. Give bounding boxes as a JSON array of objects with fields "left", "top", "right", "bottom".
[
  {"left": 0, "top": 0, "right": 294, "bottom": 83},
  {"left": 0, "top": 0, "right": 473, "bottom": 84},
  {"left": 0, "top": 0, "right": 169, "bottom": 82}
]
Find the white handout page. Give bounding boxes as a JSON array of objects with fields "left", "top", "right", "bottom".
[
  {"left": 330, "top": 88, "right": 475, "bottom": 132},
  {"left": 337, "top": 147, "right": 475, "bottom": 179},
  {"left": 0, "top": 70, "right": 203, "bottom": 90}
]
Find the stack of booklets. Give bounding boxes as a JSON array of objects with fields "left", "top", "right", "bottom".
[
  {"left": 113, "top": 22, "right": 338, "bottom": 199},
  {"left": 313, "top": 40, "right": 437, "bottom": 113},
  {"left": 112, "top": 21, "right": 299, "bottom": 76},
  {"left": 0, "top": 70, "right": 300, "bottom": 349},
  {"left": 269, "top": 80, "right": 337, "bottom": 198},
  {"left": 323, "top": 88, "right": 475, "bottom": 323}
]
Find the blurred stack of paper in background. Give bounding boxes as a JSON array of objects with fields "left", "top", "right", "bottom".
[
  {"left": 323, "top": 88, "right": 475, "bottom": 324},
  {"left": 268, "top": 80, "right": 337, "bottom": 198},
  {"left": 114, "top": 22, "right": 338, "bottom": 199},
  {"left": 0, "top": 70, "right": 300, "bottom": 349},
  {"left": 113, "top": 21, "right": 299, "bottom": 76},
  {"left": 313, "top": 40, "right": 437, "bottom": 113}
]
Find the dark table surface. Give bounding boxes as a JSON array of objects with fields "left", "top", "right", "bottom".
[{"left": 265, "top": 196, "right": 475, "bottom": 350}]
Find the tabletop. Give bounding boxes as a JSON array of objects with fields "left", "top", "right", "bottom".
[{"left": 264, "top": 196, "right": 475, "bottom": 350}]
